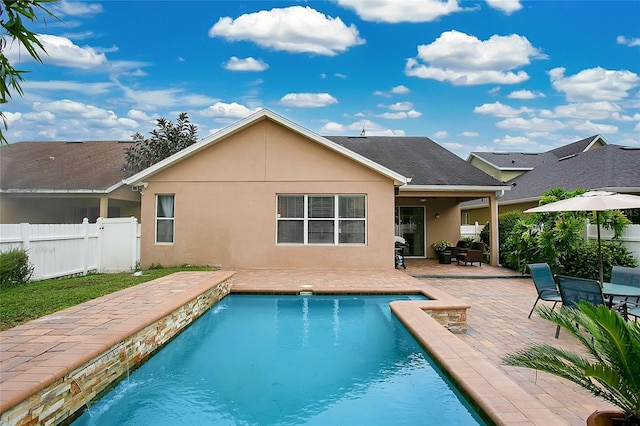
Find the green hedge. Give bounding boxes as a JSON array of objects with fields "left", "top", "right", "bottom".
[
  {"left": 562, "top": 241, "right": 638, "bottom": 282},
  {"left": 0, "top": 248, "right": 34, "bottom": 288}
]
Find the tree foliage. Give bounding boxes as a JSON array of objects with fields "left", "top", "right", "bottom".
[
  {"left": 503, "top": 188, "right": 633, "bottom": 275},
  {"left": 122, "top": 113, "right": 198, "bottom": 177},
  {"left": 1, "top": 0, "right": 58, "bottom": 143}
]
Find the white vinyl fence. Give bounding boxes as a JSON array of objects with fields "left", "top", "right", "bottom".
[
  {"left": 460, "top": 222, "right": 483, "bottom": 241},
  {"left": 458, "top": 223, "right": 640, "bottom": 263},
  {"left": 0, "top": 217, "right": 141, "bottom": 281},
  {"left": 587, "top": 223, "right": 640, "bottom": 261}
]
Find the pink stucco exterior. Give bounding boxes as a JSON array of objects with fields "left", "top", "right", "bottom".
[{"left": 138, "top": 118, "right": 397, "bottom": 269}]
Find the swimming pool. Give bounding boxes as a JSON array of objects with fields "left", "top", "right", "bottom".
[{"left": 72, "top": 294, "right": 487, "bottom": 425}]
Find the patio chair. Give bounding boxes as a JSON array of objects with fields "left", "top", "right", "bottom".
[
  {"left": 555, "top": 275, "right": 628, "bottom": 338},
  {"left": 446, "top": 240, "right": 469, "bottom": 260},
  {"left": 527, "top": 263, "right": 562, "bottom": 318},
  {"left": 456, "top": 242, "right": 484, "bottom": 266},
  {"left": 609, "top": 265, "right": 640, "bottom": 304}
]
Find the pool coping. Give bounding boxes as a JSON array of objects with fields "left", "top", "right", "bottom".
[
  {"left": 1, "top": 269, "right": 568, "bottom": 426},
  {"left": 0, "top": 271, "right": 235, "bottom": 425}
]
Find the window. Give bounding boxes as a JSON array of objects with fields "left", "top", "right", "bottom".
[
  {"left": 156, "top": 195, "right": 175, "bottom": 243},
  {"left": 276, "top": 194, "right": 366, "bottom": 245}
]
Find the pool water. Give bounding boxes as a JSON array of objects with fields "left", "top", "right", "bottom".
[{"left": 73, "top": 295, "right": 486, "bottom": 425}]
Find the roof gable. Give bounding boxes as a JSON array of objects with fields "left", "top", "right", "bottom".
[
  {"left": 547, "top": 134, "right": 606, "bottom": 159},
  {"left": 124, "top": 109, "right": 408, "bottom": 187}
]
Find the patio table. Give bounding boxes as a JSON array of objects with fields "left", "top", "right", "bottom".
[{"left": 601, "top": 282, "right": 640, "bottom": 307}]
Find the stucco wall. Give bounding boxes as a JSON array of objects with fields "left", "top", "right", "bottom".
[{"left": 138, "top": 119, "right": 396, "bottom": 269}]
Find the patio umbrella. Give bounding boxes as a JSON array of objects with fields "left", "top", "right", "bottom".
[{"left": 525, "top": 191, "right": 640, "bottom": 284}]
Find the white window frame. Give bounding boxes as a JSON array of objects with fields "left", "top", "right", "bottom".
[
  {"left": 276, "top": 194, "right": 367, "bottom": 245},
  {"left": 155, "top": 194, "right": 175, "bottom": 244}
]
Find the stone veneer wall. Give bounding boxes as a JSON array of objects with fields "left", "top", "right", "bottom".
[
  {"left": 422, "top": 307, "right": 467, "bottom": 333},
  {"left": 2, "top": 277, "right": 233, "bottom": 426}
]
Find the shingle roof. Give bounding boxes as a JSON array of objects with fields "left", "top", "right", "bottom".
[
  {"left": 469, "top": 151, "right": 553, "bottom": 169},
  {"left": 0, "top": 141, "right": 132, "bottom": 192},
  {"left": 468, "top": 135, "right": 605, "bottom": 171},
  {"left": 324, "top": 136, "right": 504, "bottom": 187},
  {"left": 499, "top": 145, "right": 640, "bottom": 202},
  {"left": 548, "top": 135, "right": 602, "bottom": 159}
]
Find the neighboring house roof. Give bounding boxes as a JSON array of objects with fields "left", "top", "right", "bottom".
[
  {"left": 498, "top": 144, "right": 640, "bottom": 204},
  {"left": 325, "top": 136, "right": 504, "bottom": 190},
  {"left": 466, "top": 134, "right": 607, "bottom": 173},
  {"left": 466, "top": 151, "right": 552, "bottom": 172},
  {"left": 124, "top": 109, "right": 507, "bottom": 193},
  {"left": 0, "top": 141, "right": 132, "bottom": 193},
  {"left": 547, "top": 134, "right": 606, "bottom": 159}
]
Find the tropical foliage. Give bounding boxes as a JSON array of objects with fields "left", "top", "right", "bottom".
[
  {"left": 122, "top": 113, "right": 198, "bottom": 176},
  {"left": 503, "top": 302, "right": 640, "bottom": 424},
  {"left": 479, "top": 210, "right": 524, "bottom": 267},
  {"left": 502, "top": 188, "right": 635, "bottom": 276},
  {"left": 1, "top": 0, "right": 59, "bottom": 143}
]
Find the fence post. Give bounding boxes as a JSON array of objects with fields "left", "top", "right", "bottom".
[
  {"left": 20, "top": 223, "right": 31, "bottom": 252},
  {"left": 130, "top": 217, "right": 138, "bottom": 271},
  {"left": 474, "top": 221, "right": 481, "bottom": 241},
  {"left": 81, "top": 218, "right": 89, "bottom": 276},
  {"left": 96, "top": 217, "right": 104, "bottom": 273}
]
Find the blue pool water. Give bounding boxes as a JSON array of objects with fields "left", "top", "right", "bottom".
[{"left": 73, "top": 295, "right": 486, "bottom": 425}]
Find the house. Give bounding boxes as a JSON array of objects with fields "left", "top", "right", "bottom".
[
  {"left": 123, "top": 109, "right": 508, "bottom": 270},
  {"left": 462, "top": 137, "right": 640, "bottom": 225},
  {"left": 467, "top": 135, "right": 607, "bottom": 183},
  {"left": 0, "top": 141, "right": 140, "bottom": 223}
]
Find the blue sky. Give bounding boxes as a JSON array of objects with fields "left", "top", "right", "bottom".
[{"left": 3, "top": 0, "right": 640, "bottom": 158}]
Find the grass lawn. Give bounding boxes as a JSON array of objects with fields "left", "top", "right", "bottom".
[{"left": 0, "top": 265, "right": 213, "bottom": 331}]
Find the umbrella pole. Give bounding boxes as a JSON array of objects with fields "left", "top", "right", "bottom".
[{"left": 596, "top": 211, "right": 603, "bottom": 284}]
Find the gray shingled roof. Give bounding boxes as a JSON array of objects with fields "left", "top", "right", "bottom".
[
  {"left": 469, "top": 134, "right": 604, "bottom": 171},
  {"left": 499, "top": 145, "right": 640, "bottom": 202},
  {"left": 470, "top": 151, "right": 553, "bottom": 169},
  {"left": 548, "top": 135, "right": 601, "bottom": 159},
  {"left": 0, "top": 141, "right": 132, "bottom": 192},
  {"left": 325, "top": 136, "right": 504, "bottom": 187}
]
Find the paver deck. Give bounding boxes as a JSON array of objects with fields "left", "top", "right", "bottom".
[{"left": 0, "top": 260, "right": 618, "bottom": 425}]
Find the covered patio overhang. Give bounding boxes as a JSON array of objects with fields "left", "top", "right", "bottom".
[{"left": 396, "top": 185, "right": 510, "bottom": 266}]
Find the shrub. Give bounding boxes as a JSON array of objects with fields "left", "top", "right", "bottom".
[
  {"left": 480, "top": 211, "right": 525, "bottom": 266},
  {"left": 432, "top": 241, "right": 454, "bottom": 255},
  {"left": 0, "top": 248, "right": 34, "bottom": 287},
  {"left": 562, "top": 240, "right": 638, "bottom": 281}
]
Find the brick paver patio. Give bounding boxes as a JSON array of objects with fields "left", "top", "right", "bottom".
[{"left": 0, "top": 260, "right": 619, "bottom": 425}]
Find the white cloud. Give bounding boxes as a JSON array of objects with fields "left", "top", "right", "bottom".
[
  {"left": 335, "top": 0, "right": 465, "bottom": 23},
  {"left": 200, "top": 102, "right": 262, "bottom": 119},
  {"left": 433, "top": 130, "right": 449, "bottom": 139},
  {"left": 376, "top": 110, "right": 422, "bottom": 119},
  {"left": 549, "top": 67, "right": 639, "bottom": 102},
  {"left": 387, "top": 101, "right": 413, "bottom": 111},
  {"left": 507, "top": 89, "right": 545, "bottom": 99},
  {"left": 496, "top": 117, "right": 566, "bottom": 132},
  {"left": 617, "top": 35, "right": 640, "bottom": 47},
  {"left": 484, "top": 0, "right": 522, "bottom": 15},
  {"left": 334, "top": 73, "right": 347, "bottom": 79},
  {"left": 55, "top": 1, "right": 103, "bottom": 17},
  {"left": 573, "top": 120, "right": 618, "bottom": 134},
  {"left": 320, "top": 119, "right": 404, "bottom": 136},
  {"left": 461, "top": 131, "right": 479, "bottom": 137},
  {"left": 406, "top": 30, "right": 545, "bottom": 85},
  {"left": 127, "top": 109, "right": 158, "bottom": 122},
  {"left": 374, "top": 85, "right": 411, "bottom": 97},
  {"left": 209, "top": 6, "right": 365, "bottom": 56},
  {"left": 32, "top": 100, "right": 137, "bottom": 128},
  {"left": 473, "top": 101, "right": 533, "bottom": 117},
  {"left": 4, "top": 34, "right": 107, "bottom": 69},
  {"left": 23, "top": 80, "right": 114, "bottom": 95},
  {"left": 280, "top": 93, "right": 338, "bottom": 108},
  {"left": 491, "top": 134, "right": 539, "bottom": 150},
  {"left": 541, "top": 102, "right": 622, "bottom": 120},
  {"left": 222, "top": 56, "right": 269, "bottom": 72}
]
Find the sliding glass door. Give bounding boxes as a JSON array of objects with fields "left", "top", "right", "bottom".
[{"left": 395, "top": 206, "right": 425, "bottom": 257}]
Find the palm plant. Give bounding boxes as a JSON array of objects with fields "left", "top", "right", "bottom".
[{"left": 503, "top": 302, "right": 640, "bottom": 425}]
